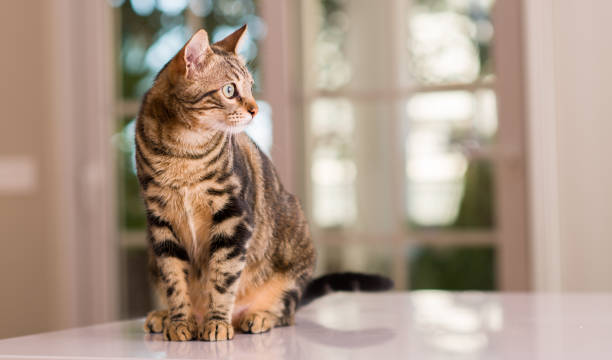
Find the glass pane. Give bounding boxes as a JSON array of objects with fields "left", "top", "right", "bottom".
[
  {"left": 113, "top": 116, "right": 146, "bottom": 230},
  {"left": 409, "top": 245, "right": 496, "bottom": 290},
  {"left": 312, "top": 0, "right": 352, "bottom": 91},
  {"left": 406, "top": 89, "right": 498, "bottom": 143},
  {"left": 310, "top": 98, "right": 357, "bottom": 228},
  {"left": 408, "top": 0, "right": 496, "bottom": 85},
  {"left": 405, "top": 91, "right": 496, "bottom": 229},
  {"left": 118, "top": 1, "right": 190, "bottom": 99},
  {"left": 122, "top": 247, "right": 153, "bottom": 317},
  {"left": 309, "top": 97, "right": 399, "bottom": 233},
  {"left": 407, "top": 147, "right": 495, "bottom": 229},
  {"left": 311, "top": 0, "right": 400, "bottom": 91}
]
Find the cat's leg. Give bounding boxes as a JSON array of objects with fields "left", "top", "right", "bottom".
[
  {"left": 157, "top": 258, "right": 197, "bottom": 341},
  {"left": 238, "top": 223, "right": 315, "bottom": 334},
  {"left": 199, "top": 217, "right": 251, "bottom": 341},
  {"left": 236, "top": 275, "right": 302, "bottom": 334},
  {"left": 149, "top": 224, "right": 197, "bottom": 341}
]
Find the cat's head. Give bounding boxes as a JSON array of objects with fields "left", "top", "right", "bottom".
[{"left": 156, "top": 25, "right": 258, "bottom": 134}]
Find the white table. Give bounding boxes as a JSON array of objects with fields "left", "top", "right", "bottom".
[{"left": 0, "top": 292, "right": 610, "bottom": 359}]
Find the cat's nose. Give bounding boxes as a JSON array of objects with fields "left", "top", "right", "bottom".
[{"left": 247, "top": 102, "right": 258, "bottom": 117}]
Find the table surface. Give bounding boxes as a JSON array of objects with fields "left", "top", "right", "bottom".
[{"left": 0, "top": 292, "right": 611, "bottom": 359}]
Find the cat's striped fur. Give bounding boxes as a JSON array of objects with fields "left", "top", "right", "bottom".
[
  {"left": 137, "top": 26, "right": 314, "bottom": 341},
  {"left": 137, "top": 26, "right": 391, "bottom": 342}
]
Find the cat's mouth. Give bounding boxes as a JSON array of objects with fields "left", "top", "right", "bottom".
[
  {"left": 224, "top": 113, "right": 252, "bottom": 127},
  {"left": 209, "top": 113, "right": 252, "bottom": 134}
]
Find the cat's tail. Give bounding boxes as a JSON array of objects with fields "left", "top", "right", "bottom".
[{"left": 299, "top": 272, "right": 394, "bottom": 307}]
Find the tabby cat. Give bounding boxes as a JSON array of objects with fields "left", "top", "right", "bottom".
[{"left": 136, "top": 25, "right": 392, "bottom": 342}]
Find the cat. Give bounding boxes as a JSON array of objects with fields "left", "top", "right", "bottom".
[{"left": 136, "top": 25, "right": 392, "bottom": 342}]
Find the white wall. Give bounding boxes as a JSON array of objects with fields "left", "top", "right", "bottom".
[
  {"left": 0, "top": 0, "right": 117, "bottom": 339},
  {"left": 0, "top": 0, "right": 68, "bottom": 339},
  {"left": 525, "top": 0, "right": 612, "bottom": 291}
]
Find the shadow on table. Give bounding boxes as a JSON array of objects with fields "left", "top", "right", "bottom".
[{"left": 296, "top": 319, "right": 395, "bottom": 349}]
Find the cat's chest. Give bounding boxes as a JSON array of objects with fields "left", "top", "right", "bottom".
[
  {"left": 155, "top": 158, "right": 210, "bottom": 188},
  {"left": 162, "top": 183, "right": 214, "bottom": 259}
]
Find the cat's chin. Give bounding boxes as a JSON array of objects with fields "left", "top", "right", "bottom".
[
  {"left": 206, "top": 118, "right": 251, "bottom": 134},
  {"left": 204, "top": 122, "right": 248, "bottom": 134},
  {"left": 222, "top": 124, "right": 248, "bottom": 134}
]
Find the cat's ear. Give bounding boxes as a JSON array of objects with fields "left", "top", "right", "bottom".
[
  {"left": 181, "top": 29, "right": 211, "bottom": 77},
  {"left": 213, "top": 24, "right": 247, "bottom": 54},
  {"left": 170, "top": 29, "right": 212, "bottom": 78}
]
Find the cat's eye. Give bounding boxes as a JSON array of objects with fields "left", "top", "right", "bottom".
[{"left": 222, "top": 83, "right": 236, "bottom": 98}]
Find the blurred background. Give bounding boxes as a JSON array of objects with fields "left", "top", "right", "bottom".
[{"left": 1, "top": 0, "right": 611, "bottom": 339}]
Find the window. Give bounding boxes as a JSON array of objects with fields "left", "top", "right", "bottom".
[
  {"left": 109, "top": 0, "right": 528, "bottom": 313},
  {"left": 301, "top": 0, "right": 526, "bottom": 290}
]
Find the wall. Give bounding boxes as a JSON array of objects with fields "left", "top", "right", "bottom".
[
  {"left": 525, "top": 0, "right": 612, "bottom": 291},
  {"left": 0, "top": 0, "right": 66, "bottom": 338},
  {"left": 0, "top": 0, "right": 117, "bottom": 339},
  {"left": 554, "top": 1, "right": 612, "bottom": 291}
]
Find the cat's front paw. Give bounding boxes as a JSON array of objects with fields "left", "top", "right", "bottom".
[
  {"left": 239, "top": 312, "right": 275, "bottom": 334},
  {"left": 199, "top": 319, "right": 234, "bottom": 341},
  {"left": 163, "top": 317, "right": 197, "bottom": 341},
  {"left": 144, "top": 309, "right": 168, "bottom": 333}
]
